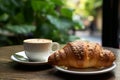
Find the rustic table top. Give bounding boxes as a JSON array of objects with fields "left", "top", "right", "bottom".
[{"left": 0, "top": 45, "right": 120, "bottom": 80}]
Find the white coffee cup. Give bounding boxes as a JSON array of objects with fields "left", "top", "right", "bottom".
[{"left": 23, "top": 39, "right": 60, "bottom": 62}]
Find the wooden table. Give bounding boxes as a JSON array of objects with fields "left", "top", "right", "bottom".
[{"left": 0, "top": 45, "right": 120, "bottom": 80}]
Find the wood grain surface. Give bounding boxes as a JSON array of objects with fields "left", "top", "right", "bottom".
[{"left": 0, "top": 45, "right": 119, "bottom": 80}]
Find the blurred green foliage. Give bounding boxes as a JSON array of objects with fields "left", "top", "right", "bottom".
[
  {"left": 84, "top": 0, "right": 102, "bottom": 16},
  {"left": 0, "top": 0, "right": 84, "bottom": 46}
]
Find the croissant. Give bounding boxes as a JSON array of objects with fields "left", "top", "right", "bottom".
[{"left": 48, "top": 40, "right": 116, "bottom": 68}]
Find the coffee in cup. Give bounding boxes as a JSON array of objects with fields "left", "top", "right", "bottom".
[{"left": 23, "top": 39, "right": 60, "bottom": 62}]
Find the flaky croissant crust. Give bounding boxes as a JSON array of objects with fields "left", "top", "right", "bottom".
[{"left": 48, "top": 40, "right": 116, "bottom": 68}]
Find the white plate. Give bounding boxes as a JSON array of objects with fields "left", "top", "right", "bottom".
[
  {"left": 11, "top": 51, "right": 48, "bottom": 65},
  {"left": 55, "top": 62, "right": 116, "bottom": 75}
]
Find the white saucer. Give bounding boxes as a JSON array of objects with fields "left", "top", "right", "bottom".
[
  {"left": 55, "top": 62, "right": 116, "bottom": 75},
  {"left": 11, "top": 51, "right": 48, "bottom": 65}
]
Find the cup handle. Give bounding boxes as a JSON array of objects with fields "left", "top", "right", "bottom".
[{"left": 51, "top": 42, "right": 60, "bottom": 52}]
